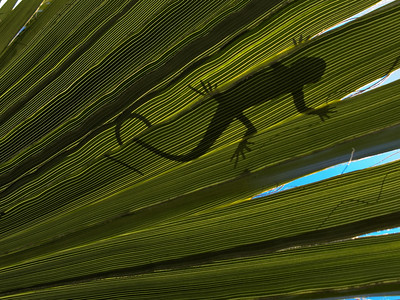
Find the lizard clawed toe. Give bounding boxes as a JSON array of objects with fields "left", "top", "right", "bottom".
[
  {"left": 230, "top": 138, "right": 255, "bottom": 168},
  {"left": 306, "top": 105, "right": 337, "bottom": 122},
  {"left": 188, "top": 79, "right": 218, "bottom": 96},
  {"left": 292, "top": 34, "right": 311, "bottom": 46}
]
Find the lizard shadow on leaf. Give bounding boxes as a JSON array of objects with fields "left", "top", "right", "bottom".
[
  {"left": 129, "top": 55, "right": 330, "bottom": 169},
  {"left": 106, "top": 36, "right": 334, "bottom": 173}
]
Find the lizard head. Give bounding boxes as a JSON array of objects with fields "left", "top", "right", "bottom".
[{"left": 291, "top": 57, "right": 326, "bottom": 84}]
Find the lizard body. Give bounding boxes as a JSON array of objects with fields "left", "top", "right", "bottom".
[{"left": 132, "top": 56, "right": 332, "bottom": 165}]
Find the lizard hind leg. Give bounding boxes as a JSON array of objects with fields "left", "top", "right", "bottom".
[
  {"left": 230, "top": 139, "right": 255, "bottom": 168},
  {"left": 230, "top": 112, "right": 257, "bottom": 168}
]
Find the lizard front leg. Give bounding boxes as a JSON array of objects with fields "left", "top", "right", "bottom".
[
  {"left": 292, "top": 89, "right": 336, "bottom": 121},
  {"left": 188, "top": 80, "right": 218, "bottom": 97},
  {"left": 230, "top": 112, "right": 257, "bottom": 168}
]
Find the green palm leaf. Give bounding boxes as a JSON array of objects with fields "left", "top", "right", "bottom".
[{"left": 0, "top": 0, "right": 399, "bottom": 298}]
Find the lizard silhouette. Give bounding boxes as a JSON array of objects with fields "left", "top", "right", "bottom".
[{"left": 128, "top": 56, "right": 333, "bottom": 167}]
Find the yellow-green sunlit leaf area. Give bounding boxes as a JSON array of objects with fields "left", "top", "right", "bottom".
[{"left": 0, "top": 0, "right": 399, "bottom": 299}]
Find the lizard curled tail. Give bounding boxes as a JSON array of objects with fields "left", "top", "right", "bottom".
[{"left": 133, "top": 105, "right": 234, "bottom": 162}]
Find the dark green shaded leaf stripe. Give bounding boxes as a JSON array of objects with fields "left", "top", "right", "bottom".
[{"left": 0, "top": 0, "right": 138, "bottom": 127}]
